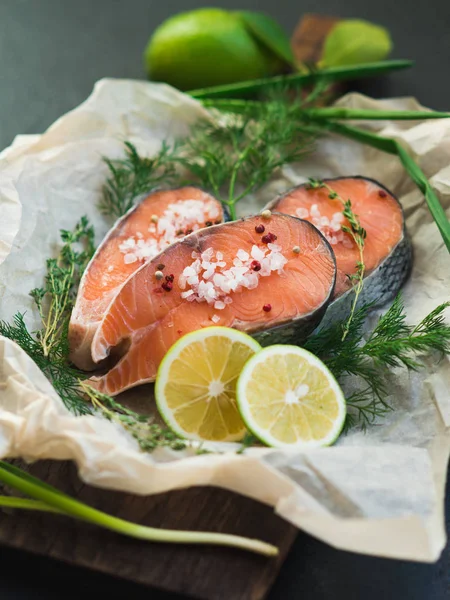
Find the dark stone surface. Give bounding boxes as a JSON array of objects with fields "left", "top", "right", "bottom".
[{"left": 0, "top": 1, "right": 449, "bottom": 598}]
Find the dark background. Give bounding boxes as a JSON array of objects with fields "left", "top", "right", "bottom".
[{"left": 0, "top": 0, "right": 449, "bottom": 598}]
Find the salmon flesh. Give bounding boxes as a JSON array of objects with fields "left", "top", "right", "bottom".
[
  {"left": 268, "top": 177, "right": 412, "bottom": 325},
  {"left": 88, "top": 214, "right": 336, "bottom": 396},
  {"left": 69, "top": 187, "right": 224, "bottom": 370}
]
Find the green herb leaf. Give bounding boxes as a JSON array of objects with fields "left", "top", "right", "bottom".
[
  {"left": 188, "top": 60, "right": 412, "bottom": 99},
  {"left": 238, "top": 11, "right": 296, "bottom": 67},
  {"left": 321, "top": 20, "right": 392, "bottom": 68}
]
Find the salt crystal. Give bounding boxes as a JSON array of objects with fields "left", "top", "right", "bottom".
[
  {"left": 214, "top": 301, "right": 226, "bottom": 310},
  {"left": 251, "top": 245, "right": 266, "bottom": 261},
  {"left": 268, "top": 243, "right": 282, "bottom": 252},
  {"left": 296, "top": 207, "right": 309, "bottom": 219},
  {"left": 211, "top": 314, "right": 220, "bottom": 323},
  {"left": 237, "top": 249, "right": 250, "bottom": 262},
  {"left": 310, "top": 204, "right": 321, "bottom": 218},
  {"left": 124, "top": 253, "right": 137, "bottom": 264},
  {"left": 201, "top": 248, "right": 214, "bottom": 261}
]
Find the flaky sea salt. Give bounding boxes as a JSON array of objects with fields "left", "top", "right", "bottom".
[
  {"left": 180, "top": 242, "right": 288, "bottom": 307},
  {"left": 119, "top": 198, "right": 221, "bottom": 265},
  {"left": 123, "top": 253, "right": 137, "bottom": 264},
  {"left": 299, "top": 203, "right": 350, "bottom": 247}
]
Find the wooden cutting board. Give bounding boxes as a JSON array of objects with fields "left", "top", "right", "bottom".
[
  {"left": 0, "top": 15, "right": 339, "bottom": 600},
  {"left": 0, "top": 460, "right": 297, "bottom": 600}
]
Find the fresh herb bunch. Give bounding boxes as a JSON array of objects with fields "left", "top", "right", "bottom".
[
  {"left": 179, "top": 96, "right": 315, "bottom": 220},
  {"left": 101, "top": 94, "right": 316, "bottom": 221},
  {"left": 305, "top": 296, "right": 450, "bottom": 429}
]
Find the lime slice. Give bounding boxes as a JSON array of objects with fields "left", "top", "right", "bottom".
[
  {"left": 155, "top": 327, "right": 261, "bottom": 442},
  {"left": 236, "top": 345, "right": 346, "bottom": 449}
]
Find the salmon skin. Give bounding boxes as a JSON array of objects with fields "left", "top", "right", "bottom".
[
  {"left": 88, "top": 214, "right": 336, "bottom": 396},
  {"left": 69, "top": 187, "right": 223, "bottom": 370},
  {"left": 268, "top": 177, "right": 412, "bottom": 325}
]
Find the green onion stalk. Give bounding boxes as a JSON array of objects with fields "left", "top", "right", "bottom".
[{"left": 0, "top": 461, "right": 278, "bottom": 557}]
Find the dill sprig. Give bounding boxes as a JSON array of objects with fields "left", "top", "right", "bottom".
[
  {"left": 0, "top": 313, "right": 93, "bottom": 415},
  {"left": 100, "top": 141, "right": 180, "bottom": 219},
  {"left": 179, "top": 96, "right": 316, "bottom": 220},
  {"left": 305, "top": 296, "right": 450, "bottom": 429},
  {"left": 100, "top": 94, "right": 316, "bottom": 221},
  {"left": 307, "top": 178, "right": 367, "bottom": 340}
]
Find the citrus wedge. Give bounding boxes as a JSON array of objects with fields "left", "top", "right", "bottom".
[
  {"left": 155, "top": 327, "right": 261, "bottom": 442},
  {"left": 236, "top": 345, "right": 346, "bottom": 449}
]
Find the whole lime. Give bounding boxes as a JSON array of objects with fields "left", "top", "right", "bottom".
[{"left": 144, "top": 8, "right": 283, "bottom": 91}]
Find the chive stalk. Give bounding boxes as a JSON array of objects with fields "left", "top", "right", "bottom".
[
  {"left": 189, "top": 60, "right": 413, "bottom": 99},
  {"left": 201, "top": 99, "right": 450, "bottom": 123}
]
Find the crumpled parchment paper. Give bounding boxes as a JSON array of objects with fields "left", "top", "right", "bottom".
[{"left": 0, "top": 79, "right": 449, "bottom": 562}]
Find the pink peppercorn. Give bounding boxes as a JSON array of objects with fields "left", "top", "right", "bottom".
[
  {"left": 261, "top": 232, "right": 277, "bottom": 244},
  {"left": 255, "top": 224, "right": 265, "bottom": 234},
  {"left": 251, "top": 260, "right": 261, "bottom": 271},
  {"left": 263, "top": 304, "right": 272, "bottom": 312},
  {"left": 378, "top": 190, "right": 387, "bottom": 198}
]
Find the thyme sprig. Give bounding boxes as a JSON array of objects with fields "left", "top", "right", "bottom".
[
  {"left": 307, "top": 178, "right": 367, "bottom": 340},
  {"left": 30, "top": 216, "right": 95, "bottom": 359},
  {"left": 80, "top": 383, "right": 187, "bottom": 452}
]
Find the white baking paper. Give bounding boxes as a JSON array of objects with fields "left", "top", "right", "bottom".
[{"left": 0, "top": 79, "right": 449, "bottom": 562}]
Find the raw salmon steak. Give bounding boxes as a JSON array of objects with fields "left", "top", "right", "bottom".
[
  {"left": 69, "top": 187, "right": 223, "bottom": 370},
  {"left": 89, "top": 213, "right": 336, "bottom": 396},
  {"left": 269, "top": 177, "right": 411, "bottom": 321}
]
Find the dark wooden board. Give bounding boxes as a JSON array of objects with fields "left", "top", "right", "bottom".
[{"left": 0, "top": 460, "right": 297, "bottom": 600}]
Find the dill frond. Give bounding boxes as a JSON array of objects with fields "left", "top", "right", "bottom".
[
  {"left": 180, "top": 95, "right": 316, "bottom": 219},
  {"left": 100, "top": 94, "right": 317, "bottom": 221},
  {"left": 306, "top": 296, "right": 450, "bottom": 430},
  {"left": 100, "top": 141, "right": 181, "bottom": 219}
]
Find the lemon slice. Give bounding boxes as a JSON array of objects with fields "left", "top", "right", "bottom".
[
  {"left": 236, "top": 345, "right": 346, "bottom": 449},
  {"left": 155, "top": 327, "right": 261, "bottom": 442}
]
